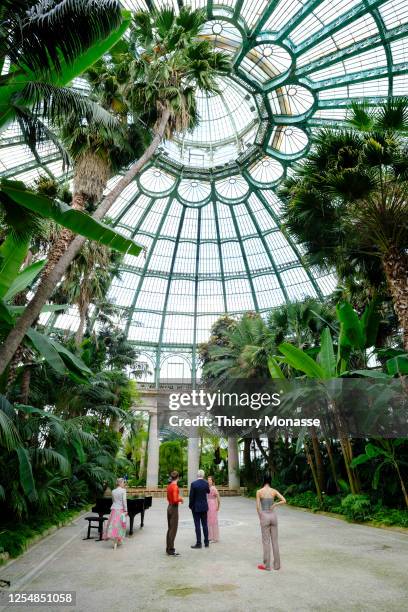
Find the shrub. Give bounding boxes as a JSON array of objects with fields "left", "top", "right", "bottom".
[
  {"left": 287, "top": 491, "right": 321, "bottom": 510},
  {"left": 341, "top": 494, "right": 372, "bottom": 522},
  {"left": 370, "top": 508, "right": 408, "bottom": 528}
]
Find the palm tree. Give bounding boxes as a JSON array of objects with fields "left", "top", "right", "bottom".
[
  {"left": 280, "top": 111, "right": 408, "bottom": 349},
  {"left": 53, "top": 241, "right": 121, "bottom": 346},
  {"left": 0, "top": 0, "right": 124, "bottom": 157},
  {"left": 201, "top": 312, "right": 273, "bottom": 382},
  {"left": 268, "top": 298, "right": 336, "bottom": 350},
  {"left": 0, "top": 6, "right": 231, "bottom": 375}
]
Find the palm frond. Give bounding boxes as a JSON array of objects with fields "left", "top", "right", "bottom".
[
  {"left": 348, "top": 101, "right": 375, "bottom": 131},
  {"left": 30, "top": 447, "right": 71, "bottom": 475},
  {"left": 17, "top": 82, "right": 119, "bottom": 129},
  {"left": 376, "top": 98, "right": 408, "bottom": 132},
  {"left": 14, "top": 105, "right": 70, "bottom": 169},
  {"left": 7, "top": 0, "right": 122, "bottom": 76}
]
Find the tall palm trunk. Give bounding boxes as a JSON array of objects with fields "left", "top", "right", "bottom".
[
  {"left": 75, "top": 298, "right": 90, "bottom": 347},
  {"left": 382, "top": 247, "right": 408, "bottom": 350},
  {"left": 0, "top": 109, "right": 171, "bottom": 375},
  {"left": 311, "top": 425, "right": 325, "bottom": 492}
]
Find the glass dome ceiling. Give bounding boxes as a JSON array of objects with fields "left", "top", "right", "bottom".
[{"left": 1, "top": 0, "right": 408, "bottom": 376}]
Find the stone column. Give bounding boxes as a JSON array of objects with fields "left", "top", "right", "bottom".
[
  {"left": 228, "top": 437, "right": 240, "bottom": 490},
  {"left": 146, "top": 410, "right": 159, "bottom": 488},
  {"left": 188, "top": 437, "right": 200, "bottom": 486}
]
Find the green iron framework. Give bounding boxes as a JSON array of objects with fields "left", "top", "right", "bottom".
[{"left": 1, "top": 0, "right": 407, "bottom": 381}]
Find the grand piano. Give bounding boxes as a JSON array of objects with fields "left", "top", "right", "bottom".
[{"left": 92, "top": 496, "right": 152, "bottom": 537}]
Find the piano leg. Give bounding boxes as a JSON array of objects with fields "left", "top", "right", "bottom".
[
  {"left": 129, "top": 514, "right": 135, "bottom": 536},
  {"left": 140, "top": 508, "right": 145, "bottom": 528},
  {"left": 97, "top": 515, "right": 104, "bottom": 541}
]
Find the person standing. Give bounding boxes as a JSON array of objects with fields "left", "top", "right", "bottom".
[
  {"left": 166, "top": 470, "right": 184, "bottom": 556},
  {"left": 104, "top": 478, "right": 128, "bottom": 550},
  {"left": 256, "top": 474, "right": 286, "bottom": 571},
  {"left": 207, "top": 476, "right": 220, "bottom": 542},
  {"left": 189, "top": 469, "right": 210, "bottom": 549}
]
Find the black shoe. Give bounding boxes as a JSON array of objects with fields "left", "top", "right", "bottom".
[
  {"left": 167, "top": 551, "right": 180, "bottom": 556},
  {"left": 191, "top": 544, "right": 202, "bottom": 549},
  {"left": 204, "top": 543, "right": 209, "bottom": 547}
]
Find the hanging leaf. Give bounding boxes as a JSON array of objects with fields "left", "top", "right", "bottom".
[
  {"left": 3, "top": 259, "right": 46, "bottom": 301},
  {"left": 360, "top": 298, "right": 381, "bottom": 348},
  {"left": 1, "top": 182, "right": 142, "bottom": 256},
  {"left": 336, "top": 301, "right": 364, "bottom": 350},
  {"left": 47, "top": 338, "right": 92, "bottom": 376},
  {"left": 278, "top": 343, "right": 326, "bottom": 379},
  {"left": 318, "top": 327, "right": 336, "bottom": 378},
  {"left": 386, "top": 354, "right": 408, "bottom": 376},
  {"left": 16, "top": 447, "right": 38, "bottom": 502},
  {"left": 0, "top": 235, "right": 30, "bottom": 298},
  {"left": 25, "top": 328, "right": 67, "bottom": 375},
  {"left": 267, "top": 356, "right": 286, "bottom": 379}
]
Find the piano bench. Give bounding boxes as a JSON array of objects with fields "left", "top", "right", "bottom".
[{"left": 83, "top": 515, "right": 108, "bottom": 541}]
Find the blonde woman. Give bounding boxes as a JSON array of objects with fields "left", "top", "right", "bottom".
[
  {"left": 104, "top": 478, "right": 128, "bottom": 550},
  {"left": 207, "top": 476, "right": 220, "bottom": 542},
  {"left": 256, "top": 474, "right": 286, "bottom": 571}
]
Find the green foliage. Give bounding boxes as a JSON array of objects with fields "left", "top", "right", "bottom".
[
  {"left": 159, "top": 440, "right": 185, "bottom": 481},
  {"left": 341, "top": 494, "right": 372, "bottom": 522},
  {"left": 126, "top": 7, "right": 230, "bottom": 138},
  {"left": 0, "top": 507, "right": 88, "bottom": 559},
  {"left": 0, "top": 181, "right": 142, "bottom": 256}
]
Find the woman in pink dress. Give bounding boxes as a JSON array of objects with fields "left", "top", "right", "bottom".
[
  {"left": 207, "top": 476, "right": 220, "bottom": 542},
  {"left": 104, "top": 478, "right": 128, "bottom": 550}
]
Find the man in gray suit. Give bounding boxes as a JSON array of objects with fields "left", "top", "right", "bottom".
[{"left": 189, "top": 469, "right": 210, "bottom": 548}]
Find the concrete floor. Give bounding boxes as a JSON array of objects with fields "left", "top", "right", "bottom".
[{"left": 0, "top": 497, "right": 407, "bottom": 612}]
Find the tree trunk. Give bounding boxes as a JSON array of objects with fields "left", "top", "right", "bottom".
[
  {"left": 394, "top": 462, "right": 408, "bottom": 508},
  {"left": 267, "top": 437, "right": 276, "bottom": 477},
  {"left": 20, "top": 365, "right": 31, "bottom": 404},
  {"left": 304, "top": 440, "right": 323, "bottom": 505},
  {"left": 75, "top": 299, "right": 89, "bottom": 347},
  {"left": 311, "top": 426, "right": 325, "bottom": 492},
  {"left": 243, "top": 437, "right": 251, "bottom": 482},
  {"left": 0, "top": 108, "right": 171, "bottom": 375},
  {"left": 324, "top": 436, "right": 340, "bottom": 493},
  {"left": 382, "top": 247, "right": 408, "bottom": 350}
]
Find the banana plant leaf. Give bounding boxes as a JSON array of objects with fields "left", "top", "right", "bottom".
[
  {"left": 16, "top": 446, "right": 38, "bottom": 502},
  {"left": 0, "top": 299, "right": 13, "bottom": 324},
  {"left": 278, "top": 342, "right": 326, "bottom": 379},
  {"left": 25, "top": 327, "right": 67, "bottom": 375},
  {"left": 9, "top": 303, "right": 68, "bottom": 315},
  {"left": 386, "top": 354, "right": 408, "bottom": 376},
  {"left": 47, "top": 337, "right": 92, "bottom": 377},
  {"left": 0, "top": 234, "right": 30, "bottom": 298},
  {"left": 1, "top": 182, "right": 142, "bottom": 256},
  {"left": 318, "top": 327, "right": 336, "bottom": 378},
  {"left": 336, "top": 301, "right": 365, "bottom": 350},
  {"left": 3, "top": 259, "right": 45, "bottom": 301}
]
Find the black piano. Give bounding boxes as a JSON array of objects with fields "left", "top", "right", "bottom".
[{"left": 92, "top": 496, "right": 152, "bottom": 537}]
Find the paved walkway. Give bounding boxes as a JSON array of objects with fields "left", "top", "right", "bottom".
[{"left": 0, "top": 498, "right": 407, "bottom": 612}]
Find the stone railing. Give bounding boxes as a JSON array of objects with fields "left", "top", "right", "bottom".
[{"left": 126, "top": 486, "right": 246, "bottom": 498}]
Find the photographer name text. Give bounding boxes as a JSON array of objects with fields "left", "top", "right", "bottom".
[{"left": 167, "top": 414, "right": 321, "bottom": 429}]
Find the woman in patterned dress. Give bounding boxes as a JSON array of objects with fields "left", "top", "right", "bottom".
[{"left": 104, "top": 478, "right": 128, "bottom": 549}]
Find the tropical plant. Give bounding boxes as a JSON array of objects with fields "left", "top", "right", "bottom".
[
  {"left": 0, "top": 0, "right": 127, "bottom": 154},
  {"left": 280, "top": 118, "right": 408, "bottom": 350},
  {"left": 53, "top": 241, "right": 122, "bottom": 346},
  {"left": 351, "top": 440, "right": 408, "bottom": 508},
  {"left": 201, "top": 312, "right": 273, "bottom": 382},
  {"left": 268, "top": 297, "right": 336, "bottom": 350},
  {"left": 0, "top": 6, "right": 231, "bottom": 375}
]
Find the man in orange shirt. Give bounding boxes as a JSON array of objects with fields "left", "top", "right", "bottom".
[{"left": 166, "top": 470, "right": 184, "bottom": 556}]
